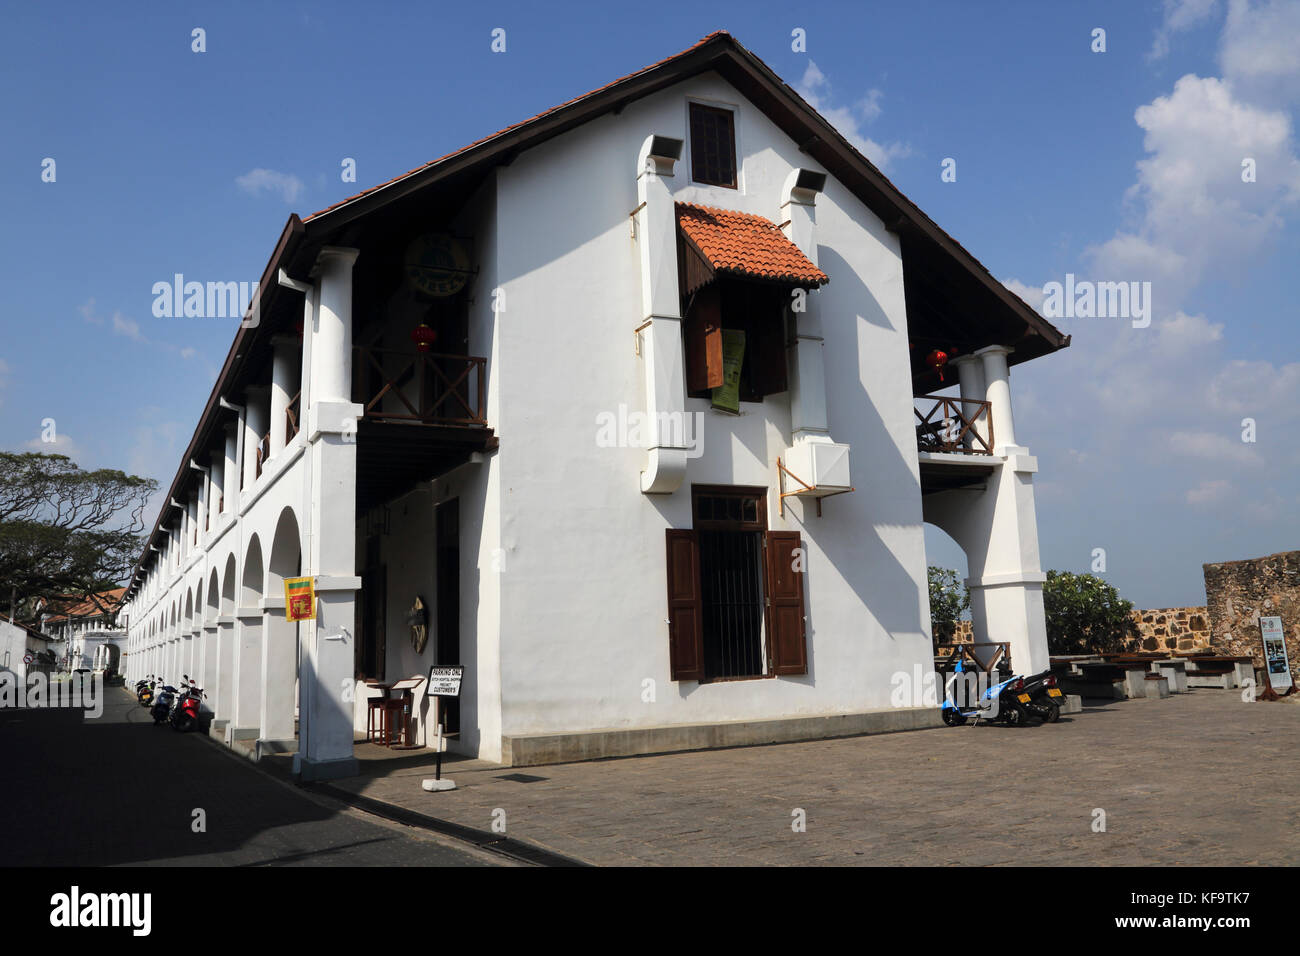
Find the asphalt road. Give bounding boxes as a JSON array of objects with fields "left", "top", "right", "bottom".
[{"left": 0, "top": 686, "right": 504, "bottom": 867}]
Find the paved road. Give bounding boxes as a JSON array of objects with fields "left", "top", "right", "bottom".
[
  {"left": 331, "top": 689, "right": 1300, "bottom": 866},
  {"left": 0, "top": 688, "right": 504, "bottom": 866}
]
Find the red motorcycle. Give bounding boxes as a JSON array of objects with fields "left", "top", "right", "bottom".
[{"left": 169, "top": 678, "right": 205, "bottom": 733}]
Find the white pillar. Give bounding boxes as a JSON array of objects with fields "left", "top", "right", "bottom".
[
  {"left": 208, "top": 448, "right": 224, "bottom": 528},
  {"left": 312, "top": 248, "right": 359, "bottom": 405},
  {"left": 222, "top": 423, "right": 239, "bottom": 515},
  {"left": 243, "top": 385, "right": 270, "bottom": 488},
  {"left": 269, "top": 334, "right": 299, "bottom": 458},
  {"left": 976, "top": 345, "right": 1016, "bottom": 452},
  {"left": 953, "top": 354, "right": 988, "bottom": 451},
  {"left": 296, "top": 245, "right": 363, "bottom": 781}
]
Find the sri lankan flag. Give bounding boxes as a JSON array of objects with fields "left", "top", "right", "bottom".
[{"left": 284, "top": 577, "right": 315, "bottom": 621}]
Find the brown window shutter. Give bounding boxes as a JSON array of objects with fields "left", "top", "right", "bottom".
[
  {"left": 685, "top": 285, "right": 723, "bottom": 392},
  {"left": 665, "top": 529, "right": 705, "bottom": 681},
  {"left": 764, "top": 531, "right": 808, "bottom": 675}
]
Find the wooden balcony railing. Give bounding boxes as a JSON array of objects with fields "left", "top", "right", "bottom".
[
  {"left": 914, "top": 395, "right": 994, "bottom": 455},
  {"left": 353, "top": 346, "right": 487, "bottom": 426},
  {"left": 286, "top": 390, "right": 301, "bottom": 442}
]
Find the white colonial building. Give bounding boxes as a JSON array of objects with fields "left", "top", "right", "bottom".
[{"left": 119, "top": 32, "right": 1067, "bottom": 778}]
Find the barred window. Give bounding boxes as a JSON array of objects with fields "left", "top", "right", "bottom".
[{"left": 689, "top": 104, "right": 737, "bottom": 188}]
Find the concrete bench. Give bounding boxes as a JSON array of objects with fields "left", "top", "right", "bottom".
[
  {"left": 1148, "top": 659, "right": 1188, "bottom": 693},
  {"left": 1142, "top": 673, "right": 1171, "bottom": 699},
  {"left": 1179, "top": 656, "right": 1254, "bottom": 689}
]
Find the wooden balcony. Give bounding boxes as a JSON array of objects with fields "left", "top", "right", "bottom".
[
  {"left": 353, "top": 345, "right": 487, "bottom": 426},
  {"left": 914, "top": 395, "right": 994, "bottom": 456}
]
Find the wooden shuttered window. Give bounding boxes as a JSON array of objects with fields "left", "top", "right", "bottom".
[
  {"left": 665, "top": 525, "right": 809, "bottom": 681},
  {"left": 689, "top": 104, "right": 737, "bottom": 188},
  {"left": 764, "top": 531, "right": 808, "bottom": 675},
  {"left": 665, "top": 529, "right": 706, "bottom": 681},
  {"left": 684, "top": 284, "right": 724, "bottom": 392}
]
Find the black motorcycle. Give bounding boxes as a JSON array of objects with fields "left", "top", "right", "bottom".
[
  {"left": 1019, "top": 670, "right": 1064, "bottom": 723},
  {"left": 150, "top": 682, "right": 178, "bottom": 725}
]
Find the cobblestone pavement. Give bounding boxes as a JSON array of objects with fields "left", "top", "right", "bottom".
[
  {"left": 328, "top": 691, "right": 1300, "bottom": 865},
  {"left": 0, "top": 689, "right": 506, "bottom": 867}
]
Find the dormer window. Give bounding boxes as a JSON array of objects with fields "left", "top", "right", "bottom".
[{"left": 689, "top": 103, "right": 737, "bottom": 188}]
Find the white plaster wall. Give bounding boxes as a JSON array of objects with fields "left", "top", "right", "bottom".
[{"left": 488, "top": 73, "right": 932, "bottom": 739}]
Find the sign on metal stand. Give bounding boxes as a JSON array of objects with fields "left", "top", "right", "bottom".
[
  {"left": 1258, "top": 616, "right": 1294, "bottom": 700},
  {"left": 422, "top": 665, "right": 464, "bottom": 793}
]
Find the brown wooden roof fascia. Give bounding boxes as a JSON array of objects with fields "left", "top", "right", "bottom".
[{"left": 126, "top": 215, "right": 306, "bottom": 599}]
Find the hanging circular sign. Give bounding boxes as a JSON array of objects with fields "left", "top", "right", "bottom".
[{"left": 405, "top": 233, "right": 469, "bottom": 297}]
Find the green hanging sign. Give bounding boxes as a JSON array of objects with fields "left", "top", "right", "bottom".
[{"left": 711, "top": 329, "right": 746, "bottom": 414}]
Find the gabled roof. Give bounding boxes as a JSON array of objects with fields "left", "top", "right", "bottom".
[
  {"left": 126, "top": 30, "right": 1068, "bottom": 601},
  {"left": 42, "top": 587, "right": 126, "bottom": 623},
  {"left": 677, "top": 202, "right": 828, "bottom": 288}
]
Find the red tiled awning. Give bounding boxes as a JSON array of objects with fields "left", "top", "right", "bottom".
[{"left": 676, "top": 202, "right": 828, "bottom": 288}]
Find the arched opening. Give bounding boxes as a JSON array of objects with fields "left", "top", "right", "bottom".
[
  {"left": 216, "top": 553, "right": 238, "bottom": 721},
  {"left": 263, "top": 508, "right": 302, "bottom": 749},
  {"left": 923, "top": 521, "right": 971, "bottom": 651},
  {"left": 233, "top": 536, "right": 265, "bottom": 740}
]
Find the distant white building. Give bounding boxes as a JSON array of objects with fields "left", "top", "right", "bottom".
[{"left": 119, "top": 32, "right": 1067, "bottom": 779}]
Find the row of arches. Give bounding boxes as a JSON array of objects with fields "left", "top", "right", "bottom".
[{"left": 127, "top": 506, "right": 303, "bottom": 744}]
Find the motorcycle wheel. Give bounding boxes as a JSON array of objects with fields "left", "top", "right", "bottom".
[
  {"left": 173, "top": 714, "right": 195, "bottom": 733},
  {"left": 941, "top": 708, "right": 967, "bottom": 727},
  {"left": 1003, "top": 704, "right": 1026, "bottom": 727},
  {"left": 1043, "top": 702, "right": 1061, "bottom": 723}
]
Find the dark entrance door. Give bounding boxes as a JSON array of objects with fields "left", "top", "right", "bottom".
[
  {"left": 435, "top": 498, "right": 460, "bottom": 735},
  {"left": 357, "top": 536, "right": 386, "bottom": 680}
]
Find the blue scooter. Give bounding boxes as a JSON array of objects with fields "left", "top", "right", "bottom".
[{"left": 941, "top": 657, "right": 1032, "bottom": 727}]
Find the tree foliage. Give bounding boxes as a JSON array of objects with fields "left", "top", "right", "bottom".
[
  {"left": 1042, "top": 570, "right": 1140, "bottom": 655},
  {"left": 0, "top": 452, "right": 158, "bottom": 619},
  {"left": 928, "top": 565, "right": 969, "bottom": 648}
]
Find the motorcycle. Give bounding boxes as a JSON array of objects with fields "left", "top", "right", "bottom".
[
  {"left": 1021, "top": 670, "right": 1064, "bottom": 723},
  {"left": 941, "top": 658, "right": 1033, "bottom": 727},
  {"left": 169, "top": 679, "right": 205, "bottom": 733},
  {"left": 150, "top": 681, "right": 179, "bottom": 725},
  {"left": 136, "top": 675, "right": 157, "bottom": 707}
]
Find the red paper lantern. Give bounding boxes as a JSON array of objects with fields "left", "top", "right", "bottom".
[
  {"left": 411, "top": 323, "right": 438, "bottom": 352},
  {"left": 926, "top": 349, "right": 949, "bottom": 382}
]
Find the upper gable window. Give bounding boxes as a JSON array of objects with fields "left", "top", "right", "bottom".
[{"left": 689, "top": 103, "right": 737, "bottom": 188}]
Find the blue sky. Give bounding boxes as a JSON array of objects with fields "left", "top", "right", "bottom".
[{"left": 1, "top": 1, "right": 1297, "bottom": 608}]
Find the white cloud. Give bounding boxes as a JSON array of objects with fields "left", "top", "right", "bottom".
[
  {"left": 79, "top": 298, "right": 102, "bottom": 325},
  {"left": 1206, "top": 358, "right": 1300, "bottom": 412},
  {"left": 179, "top": 347, "right": 196, "bottom": 360},
  {"left": 1164, "top": 429, "right": 1261, "bottom": 464},
  {"left": 1149, "top": 0, "right": 1221, "bottom": 60},
  {"left": 1086, "top": 74, "right": 1300, "bottom": 308},
  {"left": 235, "top": 168, "right": 305, "bottom": 203},
  {"left": 1186, "top": 478, "right": 1233, "bottom": 505},
  {"left": 24, "top": 431, "right": 84, "bottom": 462},
  {"left": 1220, "top": 0, "right": 1300, "bottom": 105},
  {"left": 797, "top": 62, "right": 911, "bottom": 172},
  {"left": 1002, "top": 278, "right": 1046, "bottom": 313},
  {"left": 112, "top": 311, "right": 146, "bottom": 342},
  {"left": 1156, "top": 311, "right": 1223, "bottom": 351}
]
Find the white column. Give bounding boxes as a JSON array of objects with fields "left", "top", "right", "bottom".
[
  {"left": 312, "top": 248, "right": 359, "bottom": 405},
  {"left": 209, "top": 448, "right": 224, "bottom": 528},
  {"left": 976, "top": 345, "right": 1016, "bottom": 452},
  {"left": 953, "top": 354, "right": 988, "bottom": 451},
  {"left": 269, "top": 334, "right": 299, "bottom": 458},
  {"left": 243, "top": 385, "right": 270, "bottom": 489},
  {"left": 222, "top": 422, "right": 239, "bottom": 515},
  {"left": 296, "top": 245, "right": 363, "bottom": 781}
]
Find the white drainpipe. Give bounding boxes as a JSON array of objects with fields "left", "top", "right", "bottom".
[{"left": 634, "top": 134, "right": 688, "bottom": 494}]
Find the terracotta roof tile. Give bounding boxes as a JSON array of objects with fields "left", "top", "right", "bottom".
[{"left": 676, "top": 202, "right": 828, "bottom": 286}]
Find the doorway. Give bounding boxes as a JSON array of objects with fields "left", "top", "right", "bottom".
[{"left": 435, "top": 498, "right": 460, "bottom": 735}]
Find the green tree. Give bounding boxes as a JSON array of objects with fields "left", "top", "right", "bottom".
[
  {"left": 928, "top": 565, "right": 969, "bottom": 649},
  {"left": 1042, "top": 569, "right": 1140, "bottom": 655},
  {"left": 0, "top": 452, "right": 157, "bottom": 620}
]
